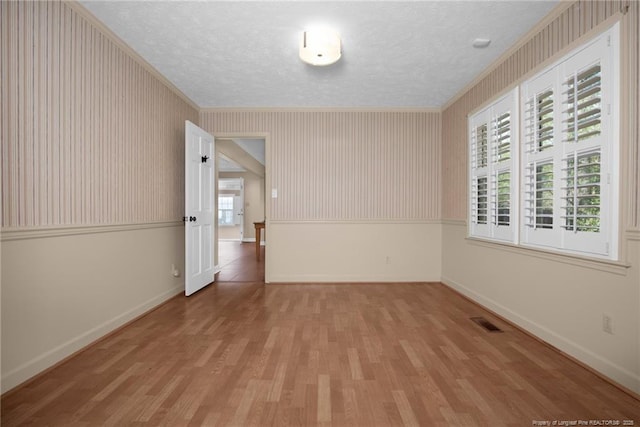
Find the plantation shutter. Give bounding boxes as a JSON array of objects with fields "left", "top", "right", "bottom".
[
  {"left": 496, "top": 171, "right": 511, "bottom": 226},
  {"left": 559, "top": 39, "right": 614, "bottom": 256},
  {"left": 490, "top": 112, "right": 512, "bottom": 226},
  {"left": 494, "top": 112, "right": 511, "bottom": 163},
  {"left": 521, "top": 65, "right": 559, "bottom": 249},
  {"left": 563, "top": 64, "right": 602, "bottom": 144},
  {"left": 561, "top": 150, "right": 601, "bottom": 233},
  {"left": 476, "top": 176, "right": 488, "bottom": 225},
  {"left": 559, "top": 61, "right": 604, "bottom": 239},
  {"left": 469, "top": 112, "right": 490, "bottom": 237},
  {"left": 469, "top": 89, "right": 518, "bottom": 242},
  {"left": 521, "top": 26, "right": 617, "bottom": 258},
  {"left": 468, "top": 24, "right": 618, "bottom": 260}
]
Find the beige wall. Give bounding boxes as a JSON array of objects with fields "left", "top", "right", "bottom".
[
  {"left": 201, "top": 111, "right": 443, "bottom": 283},
  {"left": 1, "top": 225, "right": 185, "bottom": 392},
  {"left": 201, "top": 111, "right": 441, "bottom": 221},
  {"left": 219, "top": 171, "right": 265, "bottom": 241},
  {"left": 218, "top": 225, "right": 241, "bottom": 240},
  {"left": 269, "top": 222, "right": 441, "bottom": 283},
  {"left": 1, "top": 1, "right": 198, "bottom": 392},
  {"left": 441, "top": 1, "right": 640, "bottom": 393}
]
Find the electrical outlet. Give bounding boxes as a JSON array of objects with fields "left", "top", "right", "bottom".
[{"left": 602, "top": 314, "right": 613, "bottom": 334}]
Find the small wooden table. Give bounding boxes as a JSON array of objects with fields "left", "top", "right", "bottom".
[{"left": 253, "top": 221, "right": 265, "bottom": 261}]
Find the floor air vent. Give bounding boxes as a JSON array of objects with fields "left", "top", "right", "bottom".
[{"left": 471, "top": 316, "right": 503, "bottom": 332}]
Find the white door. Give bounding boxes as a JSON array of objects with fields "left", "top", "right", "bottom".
[{"left": 185, "top": 121, "right": 215, "bottom": 296}]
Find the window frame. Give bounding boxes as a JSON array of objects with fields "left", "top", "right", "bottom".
[
  {"left": 218, "top": 195, "right": 235, "bottom": 226},
  {"left": 467, "top": 23, "right": 620, "bottom": 261}
]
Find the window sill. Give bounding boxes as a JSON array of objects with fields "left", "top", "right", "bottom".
[{"left": 465, "top": 236, "right": 631, "bottom": 275}]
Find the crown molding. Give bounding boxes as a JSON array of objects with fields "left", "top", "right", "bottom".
[{"left": 199, "top": 106, "right": 442, "bottom": 114}]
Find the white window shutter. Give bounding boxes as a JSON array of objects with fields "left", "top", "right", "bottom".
[
  {"left": 477, "top": 176, "right": 489, "bottom": 225},
  {"left": 468, "top": 88, "right": 518, "bottom": 242},
  {"left": 563, "top": 64, "right": 602, "bottom": 144},
  {"left": 523, "top": 24, "right": 618, "bottom": 258},
  {"left": 469, "top": 24, "right": 618, "bottom": 260},
  {"left": 561, "top": 150, "right": 601, "bottom": 233},
  {"left": 476, "top": 123, "right": 488, "bottom": 169},
  {"left": 523, "top": 162, "right": 536, "bottom": 228},
  {"left": 496, "top": 170, "right": 511, "bottom": 226}
]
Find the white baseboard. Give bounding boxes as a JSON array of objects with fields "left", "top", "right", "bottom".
[
  {"left": 440, "top": 275, "right": 640, "bottom": 394},
  {"left": 268, "top": 274, "right": 438, "bottom": 283},
  {"left": 1, "top": 284, "right": 184, "bottom": 393}
]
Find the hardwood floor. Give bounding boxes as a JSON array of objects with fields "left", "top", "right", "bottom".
[
  {"left": 216, "top": 241, "right": 264, "bottom": 282},
  {"left": 2, "top": 282, "right": 639, "bottom": 426}
]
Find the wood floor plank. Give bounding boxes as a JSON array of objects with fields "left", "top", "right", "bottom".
[
  {"left": 317, "top": 374, "right": 331, "bottom": 423},
  {"left": 391, "top": 389, "right": 420, "bottom": 427},
  {"left": 3, "top": 282, "right": 640, "bottom": 426}
]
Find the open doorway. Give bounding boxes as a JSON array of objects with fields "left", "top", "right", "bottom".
[{"left": 215, "top": 138, "right": 266, "bottom": 282}]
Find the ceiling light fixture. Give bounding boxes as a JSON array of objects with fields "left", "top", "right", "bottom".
[
  {"left": 472, "top": 38, "right": 491, "bottom": 48},
  {"left": 299, "top": 28, "right": 342, "bottom": 66}
]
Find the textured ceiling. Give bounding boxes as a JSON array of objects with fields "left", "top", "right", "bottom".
[{"left": 81, "top": 1, "right": 559, "bottom": 108}]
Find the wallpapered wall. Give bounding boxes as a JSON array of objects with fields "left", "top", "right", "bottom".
[
  {"left": 201, "top": 111, "right": 442, "bottom": 222},
  {"left": 1, "top": 1, "right": 199, "bottom": 229}
]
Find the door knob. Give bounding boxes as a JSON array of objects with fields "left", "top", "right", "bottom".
[{"left": 190, "top": 216, "right": 197, "bottom": 222}]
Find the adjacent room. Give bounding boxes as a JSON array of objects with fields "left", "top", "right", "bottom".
[{"left": 2, "top": 0, "right": 639, "bottom": 425}]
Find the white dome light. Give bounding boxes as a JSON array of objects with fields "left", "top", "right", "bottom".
[
  {"left": 472, "top": 38, "right": 491, "bottom": 48},
  {"left": 299, "top": 28, "right": 342, "bottom": 66}
]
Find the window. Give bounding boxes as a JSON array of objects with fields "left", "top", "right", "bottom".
[
  {"left": 469, "top": 89, "right": 518, "bottom": 243},
  {"left": 468, "top": 24, "right": 619, "bottom": 260},
  {"left": 521, "top": 25, "right": 618, "bottom": 258},
  {"left": 218, "top": 195, "right": 234, "bottom": 226}
]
